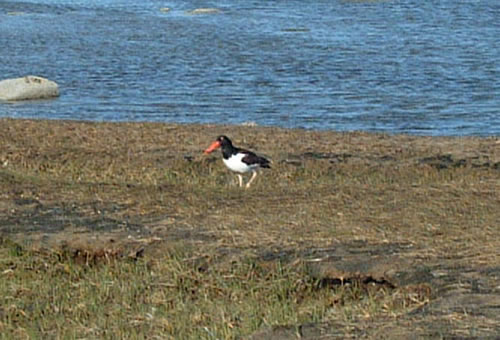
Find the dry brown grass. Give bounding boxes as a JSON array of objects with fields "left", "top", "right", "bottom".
[{"left": 1, "top": 118, "right": 499, "bottom": 338}]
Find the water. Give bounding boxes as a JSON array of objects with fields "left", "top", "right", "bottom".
[{"left": 1, "top": 0, "right": 499, "bottom": 136}]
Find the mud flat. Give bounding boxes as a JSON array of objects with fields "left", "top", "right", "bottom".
[{"left": 1, "top": 118, "right": 499, "bottom": 338}]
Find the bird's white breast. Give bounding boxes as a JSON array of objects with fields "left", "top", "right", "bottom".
[{"left": 223, "top": 153, "right": 257, "bottom": 173}]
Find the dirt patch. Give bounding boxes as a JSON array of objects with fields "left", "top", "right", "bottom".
[
  {"left": 249, "top": 241, "right": 500, "bottom": 339},
  {"left": 419, "top": 153, "right": 500, "bottom": 170}
]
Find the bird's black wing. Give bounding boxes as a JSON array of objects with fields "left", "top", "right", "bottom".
[{"left": 241, "top": 150, "right": 271, "bottom": 168}]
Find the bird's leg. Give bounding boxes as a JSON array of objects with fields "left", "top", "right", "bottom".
[
  {"left": 245, "top": 171, "right": 258, "bottom": 189},
  {"left": 237, "top": 174, "right": 244, "bottom": 187}
]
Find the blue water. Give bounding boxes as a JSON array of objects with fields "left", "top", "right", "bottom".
[{"left": 1, "top": 0, "right": 499, "bottom": 136}]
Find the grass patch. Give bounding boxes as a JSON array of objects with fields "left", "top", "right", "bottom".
[
  {"left": 1, "top": 118, "right": 499, "bottom": 338},
  {"left": 0, "top": 241, "right": 426, "bottom": 339}
]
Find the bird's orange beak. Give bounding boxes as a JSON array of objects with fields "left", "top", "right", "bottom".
[{"left": 204, "top": 140, "right": 221, "bottom": 154}]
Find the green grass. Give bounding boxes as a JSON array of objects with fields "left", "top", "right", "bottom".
[{"left": 0, "top": 240, "right": 431, "bottom": 339}]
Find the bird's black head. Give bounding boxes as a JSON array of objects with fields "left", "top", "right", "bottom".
[{"left": 216, "top": 135, "right": 233, "bottom": 147}]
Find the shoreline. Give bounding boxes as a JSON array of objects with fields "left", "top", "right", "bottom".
[{"left": 2, "top": 116, "right": 500, "bottom": 139}]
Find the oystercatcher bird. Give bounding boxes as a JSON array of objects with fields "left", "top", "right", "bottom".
[{"left": 204, "top": 135, "right": 270, "bottom": 188}]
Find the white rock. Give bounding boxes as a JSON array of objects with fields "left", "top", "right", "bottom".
[
  {"left": 187, "top": 8, "right": 221, "bottom": 15},
  {"left": 0, "top": 76, "right": 59, "bottom": 101},
  {"left": 241, "top": 121, "right": 258, "bottom": 127}
]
